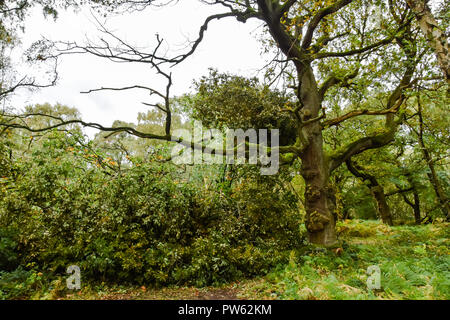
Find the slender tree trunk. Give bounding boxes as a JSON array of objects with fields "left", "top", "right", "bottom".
[
  {"left": 417, "top": 97, "right": 450, "bottom": 220},
  {"left": 370, "top": 185, "right": 394, "bottom": 226},
  {"left": 403, "top": 190, "right": 422, "bottom": 224},
  {"left": 398, "top": 176, "right": 422, "bottom": 224},
  {"left": 346, "top": 159, "right": 393, "bottom": 226},
  {"left": 412, "top": 191, "right": 421, "bottom": 224},
  {"left": 423, "top": 156, "right": 449, "bottom": 219}
]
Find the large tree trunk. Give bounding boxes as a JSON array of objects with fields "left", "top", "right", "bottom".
[
  {"left": 300, "top": 67, "right": 337, "bottom": 246},
  {"left": 256, "top": 2, "right": 338, "bottom": 246},
  {"left": 255, "top": 0, "right": 414, "bottom": 244},
  {"left": 302, "top": 138, "right": 337, "bottom": 245}
]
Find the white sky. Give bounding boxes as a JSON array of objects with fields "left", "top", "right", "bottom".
[{"left": 11, "top": 2, "right": 267, "bottom": 135}]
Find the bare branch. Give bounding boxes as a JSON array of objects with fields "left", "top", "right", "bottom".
[
  {"left": 80, "top": 85, "right": 166, "bottom": 99},
  {"left": 171, "top": 9, "right": 259, "bottom": 64}
]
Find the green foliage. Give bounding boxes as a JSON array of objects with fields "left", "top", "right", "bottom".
[
  {"left": 0, "top": 268, "right": 45, "bottom": 300},
  {"left": 0, "top": 227, "right": 19, "bottom": 271},
  {"left": 239, "top": 220, "right": 449, "bottom": 300},
  {"left": 182, "top": 69, "right": 298, "bottom": 146},
  {"left": 0, "top": 127, "right": 303, "bottom": 297}
]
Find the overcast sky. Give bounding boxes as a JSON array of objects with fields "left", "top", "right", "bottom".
[{"left": 11, "top": 2, "right": 268, "bottom": 135}]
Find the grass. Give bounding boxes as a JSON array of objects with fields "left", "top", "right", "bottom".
[{"left": 236, "top": 219, "right": 449, "bottom": 300}]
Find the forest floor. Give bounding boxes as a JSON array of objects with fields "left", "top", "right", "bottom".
[{"left": 60, "top": 220, "right": 449, "bottom": 300}]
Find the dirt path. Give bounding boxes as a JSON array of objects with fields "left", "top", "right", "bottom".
[
  {"left": 94, "top": 286, "right": 242, "bottom": 300},
  {"left": 194, "top": 288, "right": 239, "bottom": 300}
]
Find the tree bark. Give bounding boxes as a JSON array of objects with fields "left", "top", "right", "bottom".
[
  {"left": 400, "top": 172, "right": 422, "bottom": 224},
  {"left": 256, "top": 1, "right": 339, "bottom": 246},
  {"left": 370, "top": 185, "right": 394, "bottom": 226},
  {"left": 412, "top": 191, "right": 421, "bottom": 224},
  {"left": 402, "top": 191, "right": 421, "bottom": 224},
  {"left": 346, "top": 159, "right": 393, "bottom": 225},
  {"left": 299, "top": 67, "right": 338, "bottom": 245},
  {"left": 406, "top": 0, "right": 450, "bottom": 82},
  {"left": 416, "top": 96, "right": 450, "bottom": 220}
]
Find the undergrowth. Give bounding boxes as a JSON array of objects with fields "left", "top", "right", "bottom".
[{"left": 238, "top": 220, "right": 449, "bottom": 300}]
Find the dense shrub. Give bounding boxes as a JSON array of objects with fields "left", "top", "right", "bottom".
[
  {"left": 0, "top": 131, "right": 304, "bottom": 293},
  {"left": 0, "top": 227, "right": 19, "bottom": 271}
]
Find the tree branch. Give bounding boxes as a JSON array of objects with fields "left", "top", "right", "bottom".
[
  {"left": 80, "top": 85, "right": 166, "bottom": 100},
  {"left": 318, "top": 68, "right": 359, "bottom": 101},
  {"left": 301, "top": 0, "right": 353, "bottom": 49},
  {"left": 322, "top": 98, "right": 403, "bottom": 128},
  {"left": 314, "top": 35, "right": 395, "bottom": 59}
]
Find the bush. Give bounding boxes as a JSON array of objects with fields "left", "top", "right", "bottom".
[
  {"left": 0, "top": 227, "right": 20, "bottom": 271},
  {"left": 0, "top": 132, "right": 304, "bottom": 295},
  {"left": 0, "top": 268, "right": 43, "bottom": 300}
]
